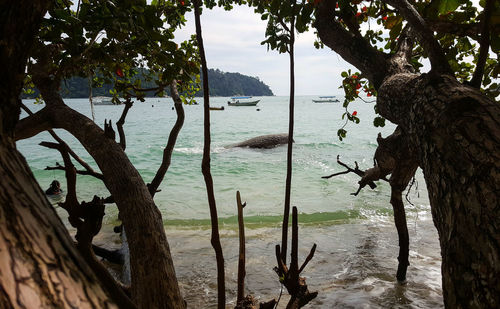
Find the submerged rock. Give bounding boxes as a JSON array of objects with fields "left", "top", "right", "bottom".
[{"left": 229, "top": 133, "right": 292, "bottom": 149}]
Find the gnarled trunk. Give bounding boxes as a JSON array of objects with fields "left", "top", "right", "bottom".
[{"left": 378, "top": 73, "right": 500, "bottom": 308}]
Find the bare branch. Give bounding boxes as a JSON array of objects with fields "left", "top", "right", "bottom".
[
  {"left": 116, "top": 97, "right": 133, "bottom": 150},
  {"left": 194, "top": 1, "right": 226, "bottom": 307},
  {"left": 148, "top": 80, "right": 185, "bottom": 197},
  {"left": 236, "top": 191, "right": 246, "bottom": 305},
  {"left": 323, "top": 155, "right": 378, "bottom": 193},
  {"left": 298, "top": 244, "right": 317, "bottom": 274},
  {"left": 44, "top": 163, "right": 104, "bottom": 180},
  {"left": 274, "top": 207, "right": 318, "bottom": 308},
  {"left": 21, "top": 102, "right": 103, "bottom": 180}
]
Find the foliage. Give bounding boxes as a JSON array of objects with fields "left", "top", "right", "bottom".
[
  {"left": 196, "top": 69, "right": 274, "bottom": 96},
  {"left": 244, "top": 0, "right": 499, "bottom": 140},
  {"left": 28, "top": 0, "right": 200, "bottom": 102},
  {"left": 22, "top": 68, "right": 273, "bottom": 99}
]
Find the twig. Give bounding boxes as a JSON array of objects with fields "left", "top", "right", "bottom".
[
  {"left": 44, "top": 163, "right": 104, "bottom": 180},
  {"left": 323, "top": 155, "right": 378, "bottom": 193}
]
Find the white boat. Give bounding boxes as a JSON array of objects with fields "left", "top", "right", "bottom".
[
  {"left": 312, "top": 96, "right": 339, "bottom": 103},
  {"left": 92, "top": 96, "right": 115, "bottom": 105},
  {"left": 228, "top": 96, "right": 260, "bottom": 106}
]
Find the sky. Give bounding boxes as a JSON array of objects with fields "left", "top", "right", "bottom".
[{"left": 175, "top": 5, "right": 356, "bottom": 96}]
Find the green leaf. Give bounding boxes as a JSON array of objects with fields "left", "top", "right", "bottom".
[
  {"left": 385, "top": 16, "right": 403, "bottom": 30},
  {"left": 438, "top": 0, "right": 460, "bottom": 15},
  {"left": 373, "top": 116, "right": 386, "bottom": 127},
  {"left": 491, "top": 32, "right": 500, "bottom": 53}
]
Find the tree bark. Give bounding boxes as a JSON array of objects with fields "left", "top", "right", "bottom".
[
  {"left": 378, "top": 73, "right": 500, "bottom": 308},
  {"left": 0, "top": 140, "right": 121, "bottom": 308}
]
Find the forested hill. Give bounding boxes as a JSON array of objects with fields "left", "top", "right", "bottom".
[
  {"left": 24, "top": 69, "right": 273, "bottom": 98},
  {"left": 197, "top": 69, "right": 273, "bottom": 96}
]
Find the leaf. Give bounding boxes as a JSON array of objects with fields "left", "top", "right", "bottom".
[
  {"left": 373, "top": 116, "right": 386, "bottom": 127},
  {"left": 438, "top": 0, "right": 460, "bottom": 15},
  {"left": 385, "top": 16, "right": 402, "bottom": 30},
  {"left": 491, "top": 32, "right": 500, "bottom": 53}
]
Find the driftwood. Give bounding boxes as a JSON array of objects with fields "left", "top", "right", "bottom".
[
  {"left": 234, "top": 191, "right": 277, "bottom": 309},
  {"left": 275, "top": 207, "right": 317, "bottom": 308}
]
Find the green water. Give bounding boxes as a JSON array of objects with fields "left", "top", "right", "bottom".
[{"left": 18, "top": 97, "right": 442, "bottom": 308}]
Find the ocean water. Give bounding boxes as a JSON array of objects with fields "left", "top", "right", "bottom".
[{"left": 18, "top": 96, "right": 442, "bottom": 308}]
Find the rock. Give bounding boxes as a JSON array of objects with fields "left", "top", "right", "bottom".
[{"left": 229, "top": 133, "right": 292, "bottom": 149}]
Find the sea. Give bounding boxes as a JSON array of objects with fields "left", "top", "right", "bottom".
[{"left": 18, "top": 96, "right": 443, "bottom": 308}]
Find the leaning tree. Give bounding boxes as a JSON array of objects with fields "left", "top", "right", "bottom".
[
  {"left": 306, "top": 0, "right": 499, "bottom": 307},
  {"left": 11, "top": 0, "right": 201, "bottom": 308}
]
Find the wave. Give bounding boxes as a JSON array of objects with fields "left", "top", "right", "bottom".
[
  {"left": 174, "top": 146, "right": 228, "bottom": 154},
  {"left": 163, "top": 210, "right": 365, "bottom": 229}
]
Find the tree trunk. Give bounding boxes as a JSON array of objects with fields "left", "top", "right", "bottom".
[
  {"left": 0, "top": 1, "right": 120, "bottom": 307},
  {"left": 378, "top": 72, "right": 500, "bottom": 308},
  {"left": 0, "top": 143, "right": 120, "bottom": 308}
]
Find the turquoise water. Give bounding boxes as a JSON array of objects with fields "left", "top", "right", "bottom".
[{"left": 18, "top": 97, "right": 442, "bottom": 308}]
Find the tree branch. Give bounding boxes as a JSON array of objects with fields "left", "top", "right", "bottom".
[
  {"left": 194, "top": 1, "right": 226, "bottom": 308},
  {"left": 314, "top": 0, "right": 389, "bottom": 88},
  {"left": 322, "top": 155, "right": 379, "bottom": 195},
  {"left": 15, "top": 106, "right": 53, "bottom": 140},
  {"left": 20, "top": 102, "right": 104, "bottom": 179},
  {"left": 383, "top": 0, "right": 452, "bottom": 75},
  {"left": 387, "top": 27, "right": 416, "bottom": 74},
  {"left": 236, "top": 191, "right": 246, "bottom": 306},
  {"left": 469, "top": 0, "right": 494, "bottom": 88},
  {"left": 148, "top": 80, "right": 185, "bottom": 197},
  {"left": 44, "top": 163, "right": 104, "bottom": 180},
  {"left": 281, "top": 0, "right": 297, "bottom": 266},
  {"left": 116, "top": 97, "right": 133, "bottom": 150}
]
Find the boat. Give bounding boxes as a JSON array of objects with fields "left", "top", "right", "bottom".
[
  {"left": 210, "top": 106, "right": 225, "bottom": 111},
  {"left": 92, "top": 96, "right": 115, "bottom": 105},
  {"left": 228, "top": 96, "right": 260, "bottom": 106},
  {"left": 312, "top": 96, "right": 339, "bottom": 103}
]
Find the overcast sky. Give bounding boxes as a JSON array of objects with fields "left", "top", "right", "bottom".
[{"left": 175, "top": 5, "right": 356, "bottom": 96}]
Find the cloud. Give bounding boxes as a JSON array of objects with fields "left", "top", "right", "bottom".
[{"left": 175, "top": 5, "right": 353, "bottom": 96}]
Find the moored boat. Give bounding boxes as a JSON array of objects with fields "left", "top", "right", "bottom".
[
  {"left": 228, "top": 96, "right": 260, "bottom": 106},
  {"left": 92, "top": 96, "right": 115, "bottom": 105},
  {"left": 312, "top": 96, "right": 339, "bottom": 103}
]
